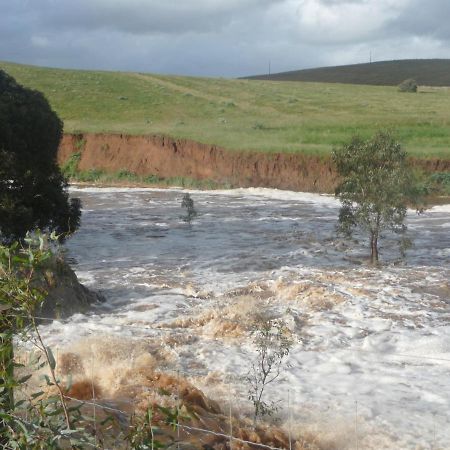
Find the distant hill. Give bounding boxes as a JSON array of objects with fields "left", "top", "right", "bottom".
[{"left": 244, "top": 59, "right": 450, "bottom": 87}]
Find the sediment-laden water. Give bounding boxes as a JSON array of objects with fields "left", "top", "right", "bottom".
[{"left": 39, "top": 187, "right": 450, "bottom": 449}]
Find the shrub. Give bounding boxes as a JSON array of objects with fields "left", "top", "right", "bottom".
[{"left": 398, "top": 78, "right": 418, "bottom": 92}]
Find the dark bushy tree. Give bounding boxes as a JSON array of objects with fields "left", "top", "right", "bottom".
[
  {"left": 0, "top": 70, "right": 80, "bottom": 242},
  {"left": 332, "top": 131, "right": 422, "bottom": 263},
  {"left": 398, "top": 78, "right": 418, "bottom": 93}
]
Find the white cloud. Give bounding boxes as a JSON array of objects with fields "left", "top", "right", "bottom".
[{"left": 294, "top": 0, "right": 410, "bottom": 43}]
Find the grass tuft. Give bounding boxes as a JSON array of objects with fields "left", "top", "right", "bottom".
[{"left": 67, "top": 168, "right": 231, "bottom": 189}]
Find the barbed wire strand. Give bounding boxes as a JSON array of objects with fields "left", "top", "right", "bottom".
[{"left": 62, "top": 395, "right": 288, "bottom": 450}]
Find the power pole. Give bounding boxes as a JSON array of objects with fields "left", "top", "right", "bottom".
[{"left": 269, "top": 60, "right": 271, "bottom": 77}]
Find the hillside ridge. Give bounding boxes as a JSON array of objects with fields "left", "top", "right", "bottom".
[{"left": 244, "top": 59, "right": 450, "bottom": 86}]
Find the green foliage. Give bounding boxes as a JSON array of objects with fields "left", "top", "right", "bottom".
[
  {"left": 74, "top": 136, "right": 86, "bottom": 151},
  {"left": 181, "top": 193, "right": 197, "bottom": 224},
  {"left": 0, "top": 233, "right": 95, "bottom": 448},
  {"left": 246, "top": 316, "right": 293, "bottom": 423},
  {"left": 61, "top": 152, "right": 81, "bottom": 179},
  {"left": 332, "top": 131, "right": 423, "bottom": 262},
  {"left": 1, "top": 353, "right": 96, "bottom": 449},
  {"left": 116, "top": 169, "right": 136, "bottom": 180},
  {"left": 398, "top": 78, "right": 418, "bottom": 93},
  {"left": 427, "top": 172, "right": 450, "bottom": 196},
  {"left": 64, "top": 164, "right": 228, "bottom": 189},
  {"left": 0, "top": 70, "right": 81, "bottom": 243},
  {"left": 125, "top": 405, "right": 182, "bottom": 450},
  {"left": 76, "top": 168, "right": 107, "bottom": 182}
]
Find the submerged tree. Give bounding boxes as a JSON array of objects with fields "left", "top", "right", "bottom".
[
  {"left": 0, "top": 70, "right": 81, "bottom": 243},
  {"left": 246, "top": 316, "right": 292, "bottom": 424},
  {"left": 181, "top": 193, "right": 197, "bottom": 224},
  {"left": 332, "top": 131, "right": 422, "bottom": 263}
]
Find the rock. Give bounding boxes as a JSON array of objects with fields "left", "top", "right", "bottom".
[{"left": 37, "top": 258, "right": 104, "bottom": 319}]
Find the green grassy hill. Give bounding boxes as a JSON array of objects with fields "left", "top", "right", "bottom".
[
  {"left": 1, "top": 61, "right": 450, "bottom": 158},
  {"left": 245, "top": 59, "right": 450, "bottom": 87}
]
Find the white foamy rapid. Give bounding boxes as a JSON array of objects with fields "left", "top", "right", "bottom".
[{"left": 39, "top": 187, "right": 449, "bottom": 449}]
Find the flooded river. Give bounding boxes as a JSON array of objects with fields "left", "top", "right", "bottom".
[{"left": 40, "top": 187, "right": 450, "bottom": 449}]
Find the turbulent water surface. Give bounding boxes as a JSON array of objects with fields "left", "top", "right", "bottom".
[{"left": 40, "top": 187, "right": 450, "bottom": 449}]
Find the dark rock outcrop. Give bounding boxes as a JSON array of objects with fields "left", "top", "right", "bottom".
[{"left": 38, "top": 259, "right": 103, "bottom": 319}]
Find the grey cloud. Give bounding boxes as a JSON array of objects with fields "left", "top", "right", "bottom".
[
  {"left": 34, "top": 0, "right": 285, "bottom": 35},
  {"left": 389, "top": 0, "right": 450, "bottom": 40},
  {"left": 0, "top": 0, "right": 449, "bottom": 77}
]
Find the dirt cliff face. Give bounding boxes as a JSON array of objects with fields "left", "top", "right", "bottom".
[{"left": 59, "top": 133, "right": 449, "bottom": 193}]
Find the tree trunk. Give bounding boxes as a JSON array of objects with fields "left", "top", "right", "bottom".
[{"left": 370, "top": 233, "right": 379, "bottom": 263}]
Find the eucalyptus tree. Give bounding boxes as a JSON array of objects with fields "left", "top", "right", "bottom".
[{"left": 332, "top": 131, "right": 422, "bottom": 263}]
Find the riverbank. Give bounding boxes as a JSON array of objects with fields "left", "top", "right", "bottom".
[{"left": 59, "top": 133, "right": 450, "bottom": 195}]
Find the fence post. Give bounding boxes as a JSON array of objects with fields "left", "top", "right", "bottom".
[
  {"left": 229, "top": 384, "right": 233, "bottom": 450},
  {"left": 432, "top": 412, "right": 436, "bottom": 450},
  {"left": 177, "top": 369, "right": 181, "bottom": 450},
  {"left": 287, "top": 389, "right": 293, "bottom": 450},
  {"left": 91, "top": 355, "right": 97, "bottom": 447}
]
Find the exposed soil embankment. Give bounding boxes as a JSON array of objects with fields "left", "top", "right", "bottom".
[{"left": 59, "top": 133, "right": 450, "bottom": 193}]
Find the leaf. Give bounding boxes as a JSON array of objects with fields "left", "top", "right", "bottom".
[
  {"left": 18, "top": 374, "right": 32, "bottom": 384},
  {"left": 31, "top": 390, "right": 45, "bottom": 399},
  {"left": 43, "top": 374, "right": 54, "bottom": 386},
  {"left": 46, "top": 346, "right": 56, "bottom": 370}
]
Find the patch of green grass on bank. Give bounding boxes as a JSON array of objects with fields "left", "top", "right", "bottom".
[
  {"left": 428, "top": 172, "right": 450, "bottom": 195},
  {"left": 1, "top": 61, "right": 450, "bottom": 158},
  {"left": 67, "top": 168, "right": 229, "bottom": 189}
]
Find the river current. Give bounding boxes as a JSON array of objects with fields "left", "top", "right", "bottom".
[{"left": 39, "top": 187, "right": 450, "bottom": 449}]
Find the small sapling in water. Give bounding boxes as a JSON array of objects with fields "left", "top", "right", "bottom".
[
  {"left": 181, "top": 193, "right": 197, "bottom": 224},
  {"left": 246, "top": 316, "right": 293, "bottom": 425}
]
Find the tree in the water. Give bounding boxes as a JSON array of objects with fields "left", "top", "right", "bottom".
[
  {"left": 181, "top": 193, "right": 197, "bottom": 224},
  {"left": 332, "top": 131, "right": 422, "bottom": 263},
  {"left": 0, "top": 70, "right": 81, "bottom": 243},
  {"left": 246, "top": 316, "right": 292, "bottom": 424}
]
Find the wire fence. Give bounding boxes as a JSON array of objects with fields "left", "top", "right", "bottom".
[{"left": 12, "top": 312, "right": 450, "bottom": 450}]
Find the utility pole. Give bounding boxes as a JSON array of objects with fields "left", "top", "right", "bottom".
[
  {"left": 369, "top": 51, "right": 372, "bottom": 64},
  {"left": 269, "top": 60, "right": 271, "bottom": 77}
]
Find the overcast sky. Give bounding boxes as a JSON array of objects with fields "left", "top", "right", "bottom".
[{"left": 1, "top": 0, "right": 449, "bottom": 77}]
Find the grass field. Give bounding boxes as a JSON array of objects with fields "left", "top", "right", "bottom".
[{"left": 1, "top": 61, "right": 450, "bottom": 158}]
